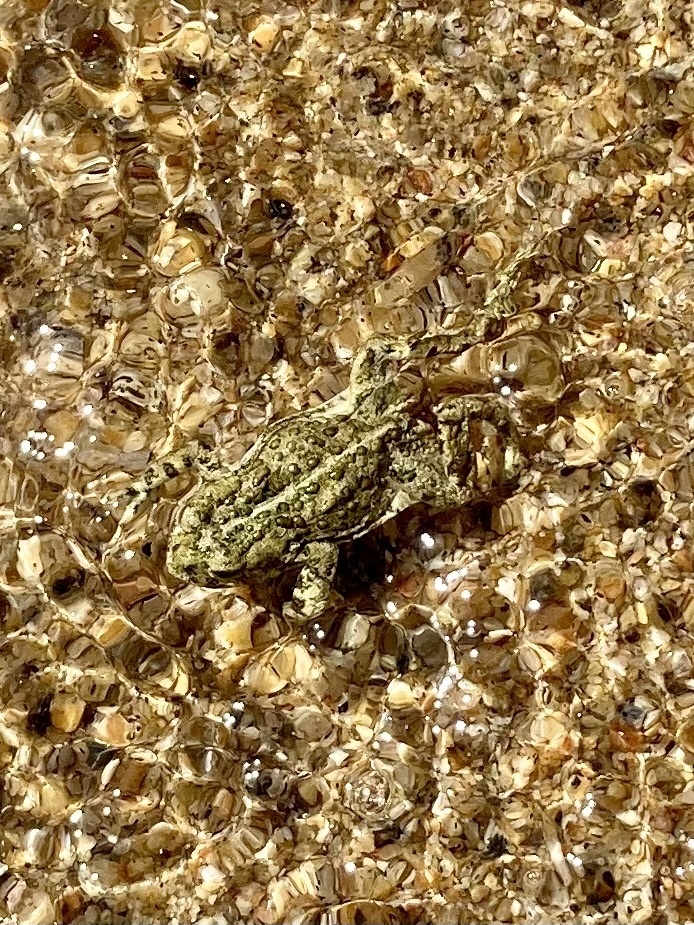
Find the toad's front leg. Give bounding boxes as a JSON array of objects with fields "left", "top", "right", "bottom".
[
  {"left": 101, "top": 443, "right": 217, "bottom": 555},
  {"left": 284, "top": 541, "right": 339, "bottom": 623}
]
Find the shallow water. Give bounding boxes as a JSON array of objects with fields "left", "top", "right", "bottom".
[{"left": 2, "top": 1, "right": 694, "bottom": 923}]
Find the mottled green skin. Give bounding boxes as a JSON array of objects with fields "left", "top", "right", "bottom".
[
  {"left": 160, "top": 337, "right": 521, "bottom": 619},
  {"left": 104, "top": 239, "right": 553, "bottom": 618}
]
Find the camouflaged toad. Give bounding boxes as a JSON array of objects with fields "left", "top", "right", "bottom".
[{"left": 106, "top": 246, "right": 534, "bottom": 621}]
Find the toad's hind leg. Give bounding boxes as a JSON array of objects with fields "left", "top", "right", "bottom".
[
  {"left": 284, "top": 541, "right": 339, "bottom": 623},
  {"left": 389, "top": 423, "right": 473, "bottom": 511},
  {"left": 435, "top": 395, "right": 523, "bottom": 490},
  {"left": 409, "top": 233, "right": 555, "bottom": 360},
  {"left": 103, "top": 443, "right": 216, "bottom": 554}
]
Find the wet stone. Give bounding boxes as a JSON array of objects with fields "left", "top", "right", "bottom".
[{"left": 411, "top": 624, "right": 448, "bottom": 669}]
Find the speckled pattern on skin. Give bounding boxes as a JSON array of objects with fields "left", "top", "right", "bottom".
[
  {"left": 110, "top": 246, "right": 538, "bottom": 620},
  {"left": 132, "top": 331, "right": 521, "bottom": 619}
]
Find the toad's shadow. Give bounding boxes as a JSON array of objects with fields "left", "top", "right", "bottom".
[{"left": 247, "top": 495, "right": 508, "bottom": 619}]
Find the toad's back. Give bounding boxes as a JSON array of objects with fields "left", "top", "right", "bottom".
[{"left": 166, "top": 390, "right": 420, "bottom": 585}]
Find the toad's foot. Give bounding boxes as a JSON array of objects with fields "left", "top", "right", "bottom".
[
  {"left": 408, "top": 229, "right": 557, "bottom": 364},
  {"left": 283, "top": 541, "right": 339, "bottom": 623}
]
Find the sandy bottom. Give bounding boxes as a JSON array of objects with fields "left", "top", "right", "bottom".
[{"left": 1, "top": 0, "right": 694, "bottom": 922}]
